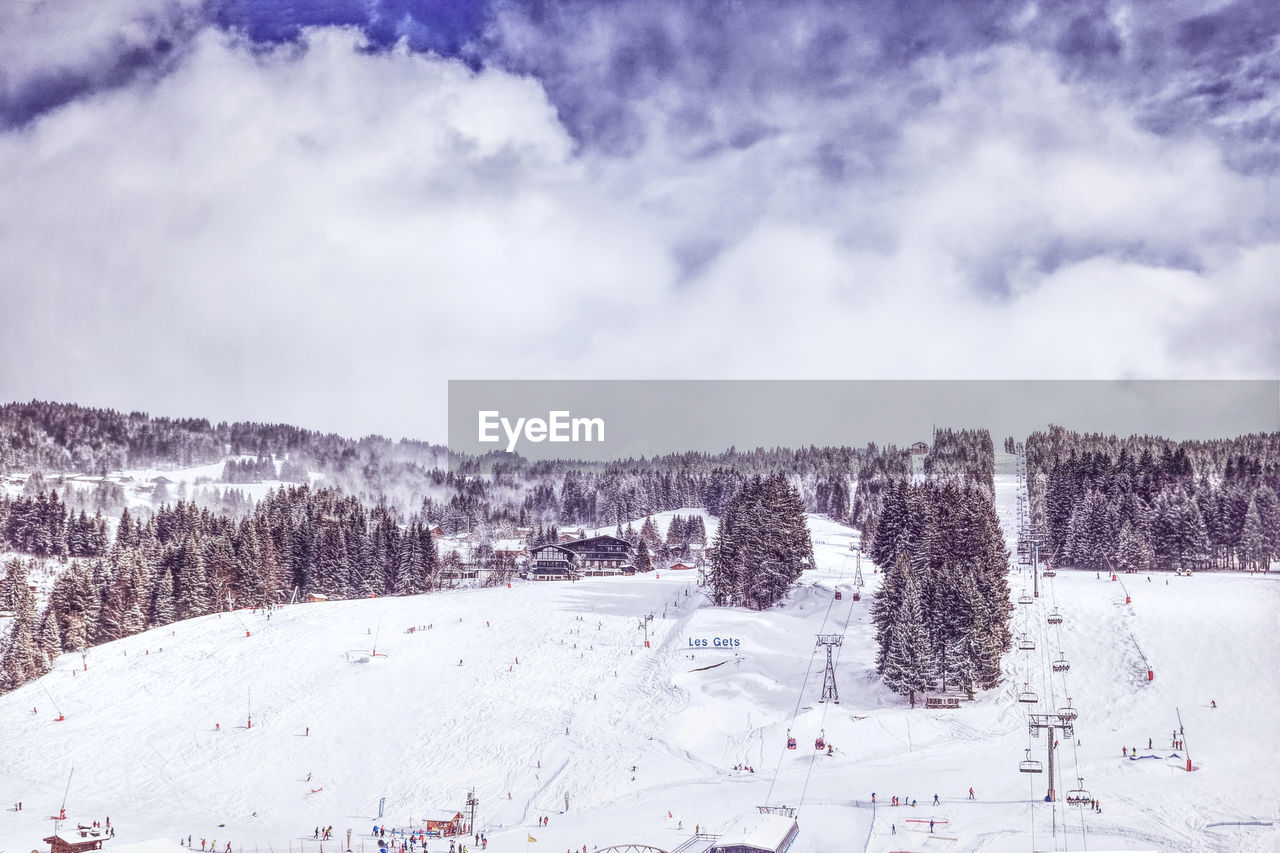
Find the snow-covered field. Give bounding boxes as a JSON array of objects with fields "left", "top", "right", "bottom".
[{"left": 2, "top": 457, "right": 1277, "bottom": 852}]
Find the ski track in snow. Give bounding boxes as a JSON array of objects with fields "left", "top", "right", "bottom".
[{"left": 2, "top": 487, "right": 1278, "bottom": 852}]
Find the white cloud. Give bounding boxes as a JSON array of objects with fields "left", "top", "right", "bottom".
[{"left": 0, "top": 28, "right": 1273, "bottom": 441}]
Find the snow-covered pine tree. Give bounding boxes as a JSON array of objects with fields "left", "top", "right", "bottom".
[
  {"left": 0, "top": 561, "right": 44, "bottom": 692},
  {"left": 881, "top": 570, "right": 934, "bottom": 707}
]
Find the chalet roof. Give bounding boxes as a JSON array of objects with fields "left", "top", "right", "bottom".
[
  {"left": 530, "top": 543, "right": 576, "bottom": 557},
  {"left": 710, "top": 813, "right": 798, "bottom": 852},
  {"left": 491, "top": 539, "right": 527, "bottom": 551},
  {"left": 45, "top": 829, "right": 106, "bottom": 846},
  {"left": 422, "top": 809, "right": 463, "bottom": 821},
  {"left": 561, "top": 534, "right": 631, "bottom": 553}
]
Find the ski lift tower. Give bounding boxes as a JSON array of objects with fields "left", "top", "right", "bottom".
[
  {"left": 816, "top": 634, "right": 843, "bottom": 704},
  {"left": 853, "top": 551, "right": 864, "bottom": 589},
  {"left": 1027, "top": 712, "right": 1075, "bottom": 802},
  {"left": 465, "top": 788, "right": 478, "bottom": 834}
]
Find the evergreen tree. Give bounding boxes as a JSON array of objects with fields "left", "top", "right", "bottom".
[
  {"left": 0, "top": 561, "right": 44, "bottom": 691},
  {"left": 881, "top": 570, "right": 934, "bottom": 706}
]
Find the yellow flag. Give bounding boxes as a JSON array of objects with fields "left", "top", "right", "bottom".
[{"left": 528, "top": 835, "right": 537, "bottom": 842}]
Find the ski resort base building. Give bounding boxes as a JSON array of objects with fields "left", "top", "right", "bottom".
[
  {"left": 526, "top": 535, "right": 636, "bottom": 581},
  {"left": 707, "top": 812, "right": 799, "bottom": 853},
  {"left": 527, "top": 543, "right": 578, "bottom": 581},
  {"left": 44, "top": 829, "right": 106, "bottom": 853},
  {"left": 562, "top": 534, "right": 636, "bottom": 576},
  {"left": 422, "top": 809, "right": 465, "bottom": 836}
]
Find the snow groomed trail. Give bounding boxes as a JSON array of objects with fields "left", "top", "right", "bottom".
[{"left": 2, "top": 491, "right": 1278, "bottom": 852}]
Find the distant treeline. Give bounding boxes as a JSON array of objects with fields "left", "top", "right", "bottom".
[{"left": 1026, "top": 426, "right": 1280, "bottom": 572}]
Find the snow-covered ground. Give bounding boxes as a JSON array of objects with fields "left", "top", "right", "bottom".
[{"left": 2, "top": 462, "right": 1277, "bottom": 852}]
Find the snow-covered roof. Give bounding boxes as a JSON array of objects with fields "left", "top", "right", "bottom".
[
  {"left": 491, "top": 539, "right": 526, "bottom": 551},
  {"left": 422, "top": 809, "right": 462, "bottom": 821},
  {"left": 710, "top": 813, "right": 798, "bottom": 852}
]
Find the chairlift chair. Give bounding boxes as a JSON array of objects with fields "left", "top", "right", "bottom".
[
  {"left": 1052, "top": 655, "right": 1070, "bottom": 673},
  {"left": 1057, "top": 699, "right": 1077, "bottom": 722},
  {"left": 1018, "top": 683, "right": 1038, "bottom": 704},
  {"left": 1019, "top": 749, "right": 1043, "bottom": 774},
  {"left": 1065, "top": 778, "right": 1091, "bottom": 806},
  {"left": 1042, "top": 568, "right": 1057, "bottom": 578},
  {"left": 786, "top": 729, "right": 797, "bottom": 750},
  {"left": 1018, "top": 635, "right": 1035, "bottom": 651},
  {"left": 814, "top": 731, "right": 826, "bottom": 751},
  {"left": 1047, "top": 610, "right": 1063, "bottom": 625},
  {"left": 834, "top": 590, "right": 842, "bottom": 600},
  {"left": 1018, "top": 591, "right": 1034, "bottom": 605}
]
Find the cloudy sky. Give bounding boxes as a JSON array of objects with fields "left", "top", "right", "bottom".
[{"left": 0, "top": 0, "right": 1276, "bottom": 439}]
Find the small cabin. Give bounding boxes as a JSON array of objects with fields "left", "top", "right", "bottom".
[
  {"left": 426, "top": 525, "right": 445, "bottom": 538},
  {"left": 45, "top": 829, "right": 106, "bottom": 853},
  {"left": 910, "top": 441, "right": 929, "bottom": 455},
  {"left": 422, "top": 809, "right": 464, "bottom": 836},
  {"left": 708, "top": 812, "right": 799, "bottom": 853},
  {"left": 305, "top": 593, "right": 329, "bottom": 603},
  {"left": 491, "top": 539, "right": 528, "bottom": 558},
  {"left": 669, "top": 561, "right": 696, "bottom": 571}
]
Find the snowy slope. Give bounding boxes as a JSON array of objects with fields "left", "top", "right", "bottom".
[{"left": 2, "top": 490, "right": 1278, "bottom": 852}]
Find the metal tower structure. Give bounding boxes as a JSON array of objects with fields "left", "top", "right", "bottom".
[
  {"left": 816, "top": 634, "right": 843, "bottom": 704},
  {"left": 853, "top": 550, "right": 864, "bottom": 588},
  {"left": 1028, "top": 711, "right": 1075, "bottom": 802}
]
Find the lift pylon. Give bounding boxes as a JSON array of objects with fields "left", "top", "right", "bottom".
[{"left": 816, "top": 634, "right": 843, "bottom": 704}]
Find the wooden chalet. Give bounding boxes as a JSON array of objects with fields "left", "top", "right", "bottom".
[
  {"left": 909, "top": 441, "right": 929, "bottom": 455},
  {"left": 527, "top": 543, "right": 577, "bottom": 581},
  {"left": 45, "top": 828, "right": 106, "bottom": 853},
  {"left": 557, "top": 527, "right": 586, "bottom": 543},
  {"left": 562, "top": 534, "right": 634, "bottom": 575},
  {"left": 668, "top": 560, "right": 696, "bottom": 572},
  {"left": 426, "top": 524, "right": 445, "bottom": 538},
  {"left": 305, "top": 593, "right": 328, "bottom": 603},
  {"left": 422, "top": 809, "right": 465, "bottom": 836}
]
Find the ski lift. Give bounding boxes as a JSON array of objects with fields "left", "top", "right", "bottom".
[
  {"left": 1018, "top": 634, "right": 1035, "bottom": 651},
  {"left": 1065, "top": 778, "right": 1092, "bottom": 806},
  {"left": 786, "top": 729, "right": 797, "bottom": 750},
  {"left": 1047, "top": 610, "right": 1063, "bottom": 625},
  {"left": 1052, "top": 655, "right": 1070, "bottom": 673},
  {"left": 852, "top": 591, "right": 861, "bottom": 601},
  {"left": 1042, "top": 568, "right": 1056, "bottom": 578},
  {"left": 1018, "top": 591, "right": 1034, "bottom": 605},
  {"left": 1019, "top": 749, "right": 1043, "bottom": 774},
  {"left": 1057, "top": 699, "right": 1077, "bottom": 722},
  {"left": 1018, "top": 683, "right": 1038, "bottom": 704},
  {"left": 814, "top": 731, "right": 826, "bottom": 751},
  {"left": 834, "top": 590, "right": 843, "bottom": 600}
]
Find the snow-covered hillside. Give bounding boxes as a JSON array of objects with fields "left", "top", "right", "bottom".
[{"left": 2, "top": 489, "right": 1277, "bottom": 851}]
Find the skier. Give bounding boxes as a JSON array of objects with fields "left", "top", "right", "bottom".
[
  {"left": 1211, "top": 699, "right": 1217, "bottom": 708},
  {"left": 1148, "top": 738, "right": 1152, "bottom": 750},
  {"left": 891, "top": 824, "right": 895, "bottom": 835},
  {"left": 1122, "top": 746, "right": 1127, "bottom": 756},
  {"left": 968, "top": 787, "right": 975, "bottom": 800},
  {"left": 930, "top": 819, "right": 935, "bottom": 833},
  {"left": 933, "top": 794, "right": 939, "bottom": 805},
  {"left": 306, "top": 727, "right": 309, "bottom": 736}
]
